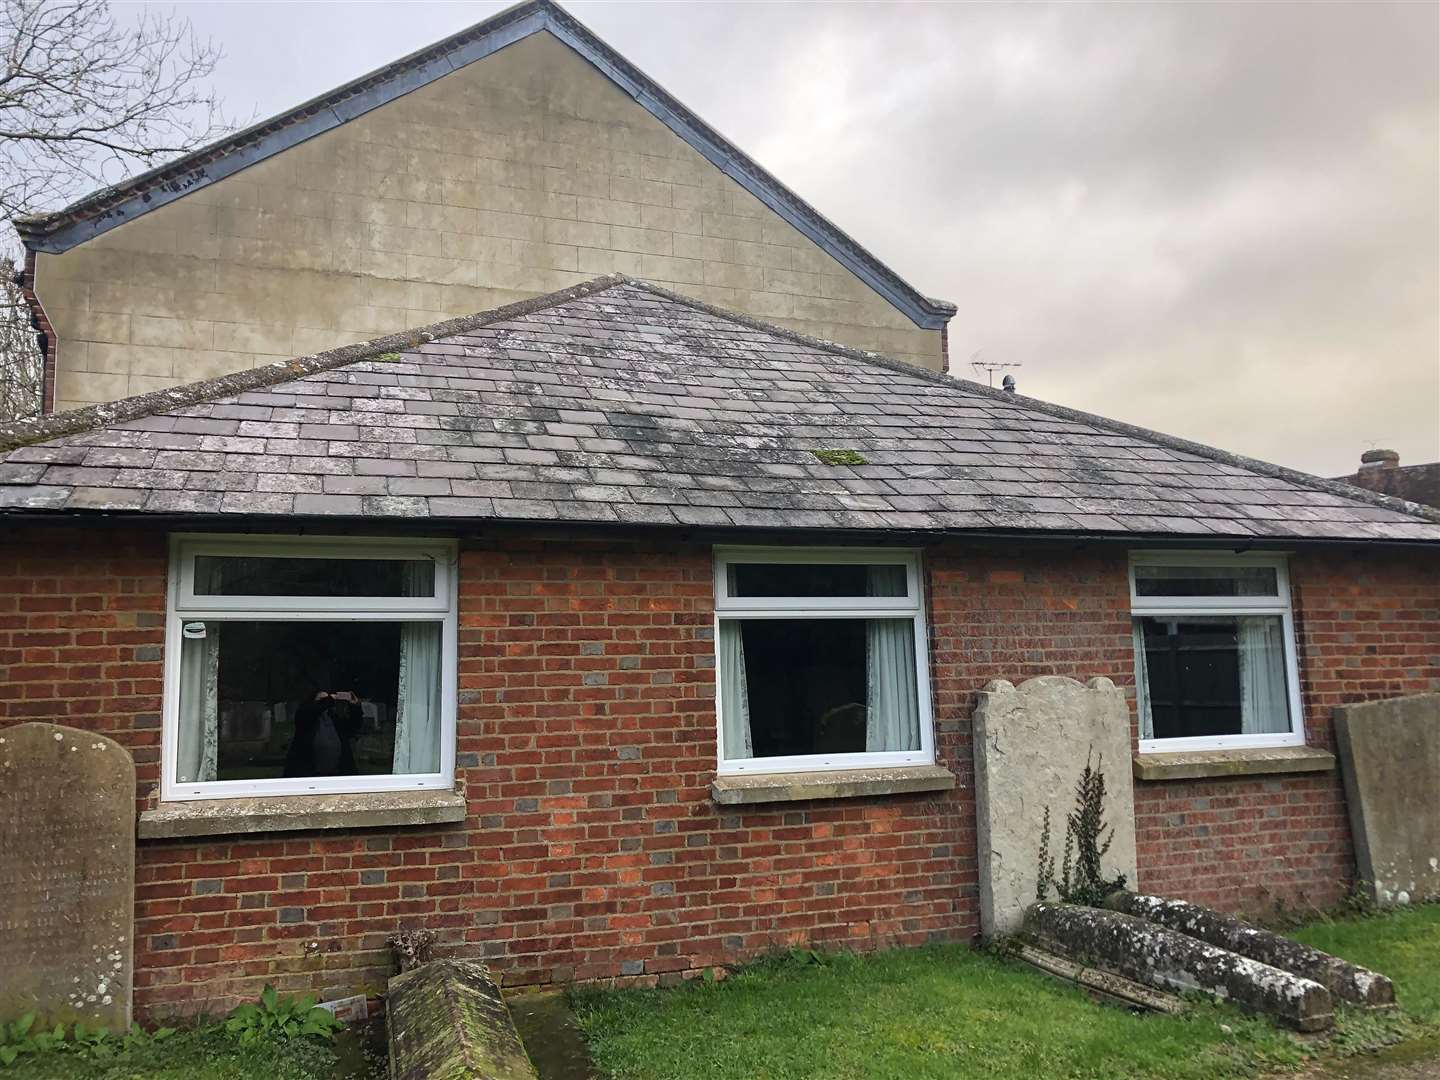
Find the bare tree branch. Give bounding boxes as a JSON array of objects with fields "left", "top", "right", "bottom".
[
  {"left": 0, "top": 256, "right": 41, "bottom": 420},
  {"left": 0, "top": 0, "right": 231, "bottom": 418}
]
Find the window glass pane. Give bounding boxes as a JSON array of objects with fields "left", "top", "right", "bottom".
[
  {"left": 719, "top": 617, "right": 920, "bottom": 759},
  {"left": 727, "top": 562, "right": 907, "bottom": 599},
  {"left": 175, "top": 618, "right": 443, "bottom": 783},
  {"left": 1135, "top": 564, "right": 1278, "bottom": 598},
  {"left": 1135, "top": 614, "right": 1291, "bottom": 740},
  {"left": 193, "top": 556, "right": 436, "bottom": 598}
]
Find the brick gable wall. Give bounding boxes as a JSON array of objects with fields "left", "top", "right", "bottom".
[{"left": 2, "top": 525, "right": 1435, "bottom": 1016}]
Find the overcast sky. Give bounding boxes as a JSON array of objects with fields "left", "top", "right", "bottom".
[{"left": 138, "top": 0, "right": 1438, "bottom": 478}]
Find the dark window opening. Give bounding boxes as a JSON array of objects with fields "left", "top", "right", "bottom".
[
  {"left": 1134, "top": 565, "right": 1278, "bottom": 598},
  {"left": 728, "top": 563, "right": 905, "bottom": 599},
  {"left": 211, "top": 620, "right": 404, "bottom": 781},
  {"left": 739, "top": 618, "right": 870, "bottom": 757},
  {"left": 1139, "top": 617, "right": 1243, "bottom": 739},
  {"left": 194, "top": 556, "right": 434, "bottom": 598}
]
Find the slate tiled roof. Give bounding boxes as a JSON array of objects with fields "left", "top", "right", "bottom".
[{"left": 1, "top": 276, "right": 1437, "bottom": 543}]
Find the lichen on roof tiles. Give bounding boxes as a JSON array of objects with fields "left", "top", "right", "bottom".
[{"left": 1, "top": 276, "right": 1436, "bottom": 544}]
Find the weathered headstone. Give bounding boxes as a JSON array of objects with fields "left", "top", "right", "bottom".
[
  {"left": 1025, "top": 902, "right": 1333, "bottom": 1032},
  {"left": 1334, "top": 693, "right": 1440, "bottom": 906},
  {"left": 0, "top": 723, "right": 136, "bottom": 1029},
  {"left": 972, "top": 676, "right": 1137, "bottom": 938},
  {"left": 388, "top": 960, "right": 538, "bottom": 1080}
]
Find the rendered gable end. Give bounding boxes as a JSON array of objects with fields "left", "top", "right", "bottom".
[{"left": 31, "top": 30, "right": 947, "bottom": 412}]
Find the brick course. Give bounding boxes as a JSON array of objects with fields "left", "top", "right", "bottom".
[{"left": 2, "top": 525, "right": 1436, "bottom": 1016}]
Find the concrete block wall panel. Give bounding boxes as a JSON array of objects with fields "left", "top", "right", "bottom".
[{"left": 32, "top": 33, "right": 945, "bottom": 413}]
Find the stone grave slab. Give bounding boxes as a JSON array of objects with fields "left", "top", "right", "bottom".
[
  {"left": 0, "top": 723, "right": 136, "bottom": 1029},
  {"left": 1334, "top": 693, "right": 1440, "bottom": 905},
  {"left": 972, "top": 676, "right": 1137, "bottom": 938}
]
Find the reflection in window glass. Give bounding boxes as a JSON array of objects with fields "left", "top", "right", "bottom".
[
  {"left": 175, "top": 618, "right": 442, "bottom": 784},
  {"left": 193, "top": 556, "right": 435, "bottom": 598}
]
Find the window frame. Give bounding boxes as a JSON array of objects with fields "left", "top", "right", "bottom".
[
  {"left": 162, "top": 534, "right": 459, "bottom": 802},
  {"left": 712, "top": 546, "right": 936, "bottom": 776},
  {"left": 1129, "top": 551, "right": 1305, "bottom": 754}
]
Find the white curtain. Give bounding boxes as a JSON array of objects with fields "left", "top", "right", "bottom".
[
  {"left": 393, "top": 561, "right": 442, "bottom": 774},
  {"left": 176, "top": 561, "right": 223, "bottom": 783},
  {"left": 1133, "top": 621, "right": 1154, "bottom": 740},
  {"left": 718, "top": 621, "right": 753, "bottom": 759},
  {"left": 864, "top": 566, "right": 920, "bottom": 752},
  {"left": 1238, "top": 615, "right": 1290, "bottom": 734}
]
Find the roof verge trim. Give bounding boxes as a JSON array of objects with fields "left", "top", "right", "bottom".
[{"left": 13, "top": 0, "right": 954, "bottom": 330}]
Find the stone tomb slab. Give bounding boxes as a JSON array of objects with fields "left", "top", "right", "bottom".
[
  {"left": 0, "top": 723, "right": 136, "bottom": 1029},
  {"left": 972, "top": 676, "right": 1137, "bottom": 938},
  {"left": 1334, "top": 693, "right": 1440, "bottom": 905}
]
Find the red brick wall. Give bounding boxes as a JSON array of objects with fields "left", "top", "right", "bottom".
[
  {"left": 1132, "top": 548, "right": 1440, "bottom": 915},
  {"left": 2, "top": 525, "right": 1436, "bottom": 1015}
]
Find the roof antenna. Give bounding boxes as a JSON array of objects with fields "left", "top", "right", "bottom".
[{"left": 970, "top": 350, "right": 1022, "bottom": 389}]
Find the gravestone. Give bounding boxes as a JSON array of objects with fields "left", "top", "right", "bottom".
[
  {"left": 0, "top": 723, "right": 136, "bottom": 1029},
  {"left": 972, "top": 676, "right": 1138, "bottom": 938},
  {"left": 1334, "top": 693, "right": 1440, "bottom": 906}
]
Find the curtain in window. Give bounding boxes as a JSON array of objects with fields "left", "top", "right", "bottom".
[
  {"left": 718, "top": 620, "right": 753, "bottom": 759},
  {"left": 176, "top": 560, "right": 223, "bottom": 784},
  {"left": 1133, "top": 621, "right": 1154, "bottom": 740},
  {"left": 865, "top": 566, "right": 920, "bottom": 752},
  {"left": 1238, "top": 615, "right": 1290, "bottom": 734},
  {"left": 393, "top": 561, "right": 442, "bottom": 774}
]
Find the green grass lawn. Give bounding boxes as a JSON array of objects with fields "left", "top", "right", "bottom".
[
  {"left": 570, "top": 905, "right": 1440, "bottom": 1080},
  {"left": 1289, "top": 905, "right": 1440, "bottom": 1024},
  {"left": 3, "top": 1027, "right": 338, "bottom": 1080}
]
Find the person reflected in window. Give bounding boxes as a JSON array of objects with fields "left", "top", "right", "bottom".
[{"left": 284, "top": 688, "right": 364, "bottom": 777}]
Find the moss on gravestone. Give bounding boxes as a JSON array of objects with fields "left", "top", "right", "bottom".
[{"left": 387, "top": 959, "right": 538, "bottom": 1080}]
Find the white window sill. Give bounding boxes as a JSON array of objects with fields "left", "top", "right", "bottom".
[
  {"left": 137, "top": 786, "right": 467, "bottom": 839},
  {"left": 710, "top": 764, "right": 955, "bottom": 806},
  {"left": 1132, "top": 746, "right": 1335, "bottom": 782}
]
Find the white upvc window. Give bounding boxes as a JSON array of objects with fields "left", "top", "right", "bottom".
[
  {"left": 1130, "top": 551, "right": 1305, "bottom": 754},
  {"left": 162, "top": 535, "right": 458, "bottom": 801},
  {"left": 713, "top": 547, "right": 935, "bottom": 775}
]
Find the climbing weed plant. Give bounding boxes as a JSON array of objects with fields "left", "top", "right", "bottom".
[{"left": 1036, "top": 755, "right": 1128, "bottom": 907}]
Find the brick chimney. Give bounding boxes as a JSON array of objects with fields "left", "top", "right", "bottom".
[{"left": 1359, "top": 449, "right": 1400, "bottom": 471}]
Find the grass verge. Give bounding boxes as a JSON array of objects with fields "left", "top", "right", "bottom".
[
  {"left": 571, "top": 945, "right": 1302, "bottom": 1080},
  {"left": 3, "top": 1026, "right": 338, "bottom": 1080},
  {"left": 1288, "top": 905, "right": 1440, "bottom": 1024},
  {"left": 570, "top": 905, "right": 1440, "bottom": 1080}
]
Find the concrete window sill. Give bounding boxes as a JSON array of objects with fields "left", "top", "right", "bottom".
[
  {"left": 1132, "top": 746, "right": 1336, "bottom": 782},
  {"left": 710, "top": 764, "right": 955, "bottom": 806},
  {"left": 137, "top": 787, "right": 468, "bottom": 839}
]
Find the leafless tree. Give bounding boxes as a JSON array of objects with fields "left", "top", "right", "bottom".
[
  {"left": 0, "top": 255, "right": 39, "bottom": 419},
  {"left": 0, "top": 0, "right": 230, "bottom": 418}
]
